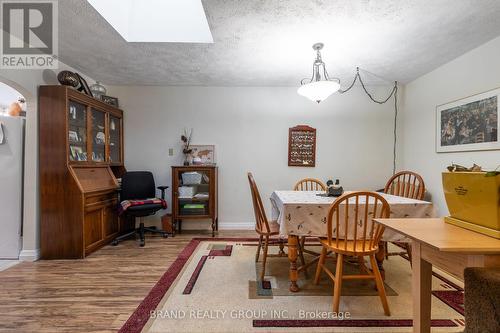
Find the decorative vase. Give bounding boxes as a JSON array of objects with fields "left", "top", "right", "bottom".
[
  {"left": 57, "top": 70, "right": 79, "bottom": 87},
  {"left": 90, "top": 81, "right": 107, "bottom": 99}
]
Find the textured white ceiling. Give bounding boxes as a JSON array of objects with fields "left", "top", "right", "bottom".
[{"left": 58, "top": 0, "right": 500, "bottom": 86}]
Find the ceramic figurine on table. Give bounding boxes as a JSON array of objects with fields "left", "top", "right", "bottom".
[{"left": 326, "top": 179, "right": 344, "bottom": 197}]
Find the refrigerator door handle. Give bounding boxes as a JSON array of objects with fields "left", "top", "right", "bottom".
[{"left": 0, "top": 121, "right": 5, "bottom": 144}]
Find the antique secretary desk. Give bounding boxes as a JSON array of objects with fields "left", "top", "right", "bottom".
[{"left": 39, "top": 86, "right": 126, "bottom": 259}]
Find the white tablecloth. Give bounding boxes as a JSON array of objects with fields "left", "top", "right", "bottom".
[{"left": 270, "top": 191, "right": 437, "bottom": 242}]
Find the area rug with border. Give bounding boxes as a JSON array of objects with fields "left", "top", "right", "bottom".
[{"left": 119, "top": 238, "right": 465, "bottom": 333}]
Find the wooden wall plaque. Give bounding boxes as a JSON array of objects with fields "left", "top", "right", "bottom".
[{"left": 288, "top": 125, "right": 316, "bottom": 167}]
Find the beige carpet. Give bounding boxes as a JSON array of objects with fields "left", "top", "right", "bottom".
[{"left": 141, "top": 240, "right": 464, "bottom": 333}]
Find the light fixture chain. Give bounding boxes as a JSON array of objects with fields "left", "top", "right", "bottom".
[
  {"left": 393, "top": 86, "right": 398, "bottom": 176},
  {"left": 339, "top": 67, "right": 399, "bottom": 174}
]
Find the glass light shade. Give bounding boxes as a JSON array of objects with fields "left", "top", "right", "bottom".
[{"left": 297, "top": 80, "right": 340, "bottom": 103}]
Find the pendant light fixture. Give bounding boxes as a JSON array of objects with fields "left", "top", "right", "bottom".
[{"left": 297, "top": 43, "right": 340, "bottom": 103}]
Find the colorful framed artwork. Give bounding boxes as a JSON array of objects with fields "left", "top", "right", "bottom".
[
  {"left": 436, "top": 88, "right": 499, "bottom": 153},
  {"left": 190, "top": 145, "right": 215, "bottom": 165}
]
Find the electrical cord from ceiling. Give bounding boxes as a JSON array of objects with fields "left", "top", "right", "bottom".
[{"left": 339, "top": 67, "right": 399, "bottom": 175}]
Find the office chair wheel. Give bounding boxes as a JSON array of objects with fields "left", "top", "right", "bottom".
[
  {"left": 111, "top": 240, "right": 118, "bottom": 246},
  {"left": 139, "top": 239, "right": 145, "bottom": 247},
  {"left": 162, "top": 232, "right": 168, "bottom": 238}
]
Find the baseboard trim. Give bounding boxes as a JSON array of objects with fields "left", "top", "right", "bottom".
[
  {"left": 19, "top": 248, "right": 41, "bottom": 261},
  {"left": 218, "top": 222, "right": 254, "bottom": 230}
]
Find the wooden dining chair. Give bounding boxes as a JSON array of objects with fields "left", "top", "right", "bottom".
[
  {"left": 248, "top": 172, "right": 297, "bottom": 282},
  {"left": 314, "top": 191, "right": 391, "bottom": 315},
  {"left": 293, "top": 178, "right": 327, "bottom": 191},
  {"left": 383, "top": 171, "right": 426, "bottom": 262},
  {"left": 384, "top": 170, "right": 425, "bottom": 200},
  {"left": 293, "top": 178, "right": 327, "bottom": 276}
]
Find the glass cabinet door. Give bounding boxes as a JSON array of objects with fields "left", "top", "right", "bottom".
[
  {"left": 177, "top": 170, "right": 210, "bottom": 216},
  {"left": 68, "top": 100, "right": 88, "bottom": 162},
  {"left": 108, "top": 115, "right": 121, "bottom": 164},
  {"left": 91, "top": 108, "right": 106, "bottom": 163}
]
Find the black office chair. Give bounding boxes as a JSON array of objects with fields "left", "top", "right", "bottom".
[{"left": 112, "top": 171, "right": 169, "bottom": 247}]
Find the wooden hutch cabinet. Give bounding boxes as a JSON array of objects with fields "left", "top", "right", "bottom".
[
  {"left": 171, "top": 166, "right": 218, "bottom": 236},
  {"left": 39, "top": 85, "right": 126, "bottom": 259}
]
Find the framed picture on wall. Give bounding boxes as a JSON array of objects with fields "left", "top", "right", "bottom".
[
  {"left": 288, "top": 125, "right": 316, "bottom": 166},
  {"left": 436, "top": 88, "right": 499, "bottom": 152}
]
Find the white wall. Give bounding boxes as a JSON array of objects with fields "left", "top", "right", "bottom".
[
  {"left": 402, "top": 36, "right": 500, "bottom": 215},
  {"left": 2, "top": 31, "right": 497, "bottom": 255},
  {"left": 0, "top": 65, "right": 93, "bottom": 261},
  {"left": 108, "top": 85, "right": 398, "bottom": 229}
]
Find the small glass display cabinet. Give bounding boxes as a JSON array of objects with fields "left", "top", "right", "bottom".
[{"left": 172, "top": 166, "right": 218, "bottom": 236}]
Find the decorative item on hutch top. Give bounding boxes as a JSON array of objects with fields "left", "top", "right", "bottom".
[
  {"left": 288, "top": 125, "right": 316, "bottom": 167},
  {"left": 75, "top": 73, "right": 92, "bottom": 96},
  {"left": 89, "top": 81, "right": 107, "bottom": 99},
  {"left": 101, "top": 95, "right": 119, "bottom": 107},
  {"left": 436, "top": 87, "right": 499, "bottom": 152},
  {"left": 57, "top": 70, "right": 79, "bottom": 87}
]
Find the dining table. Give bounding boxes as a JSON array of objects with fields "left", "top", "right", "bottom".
[
  {"left": 374, "top": 218, "right": 500, "bottom": 333},
  {"left": 270, "top": 190, "right": 437, "bottom": 292}
]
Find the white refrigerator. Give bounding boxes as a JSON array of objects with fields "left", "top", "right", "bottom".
[{"left": 0, "top": 115, "right": 24, "bottom": 259}]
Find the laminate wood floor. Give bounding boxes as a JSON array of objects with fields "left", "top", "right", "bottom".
[{"left": 0, "top": 230, "right": 255, "bottom": 333}]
